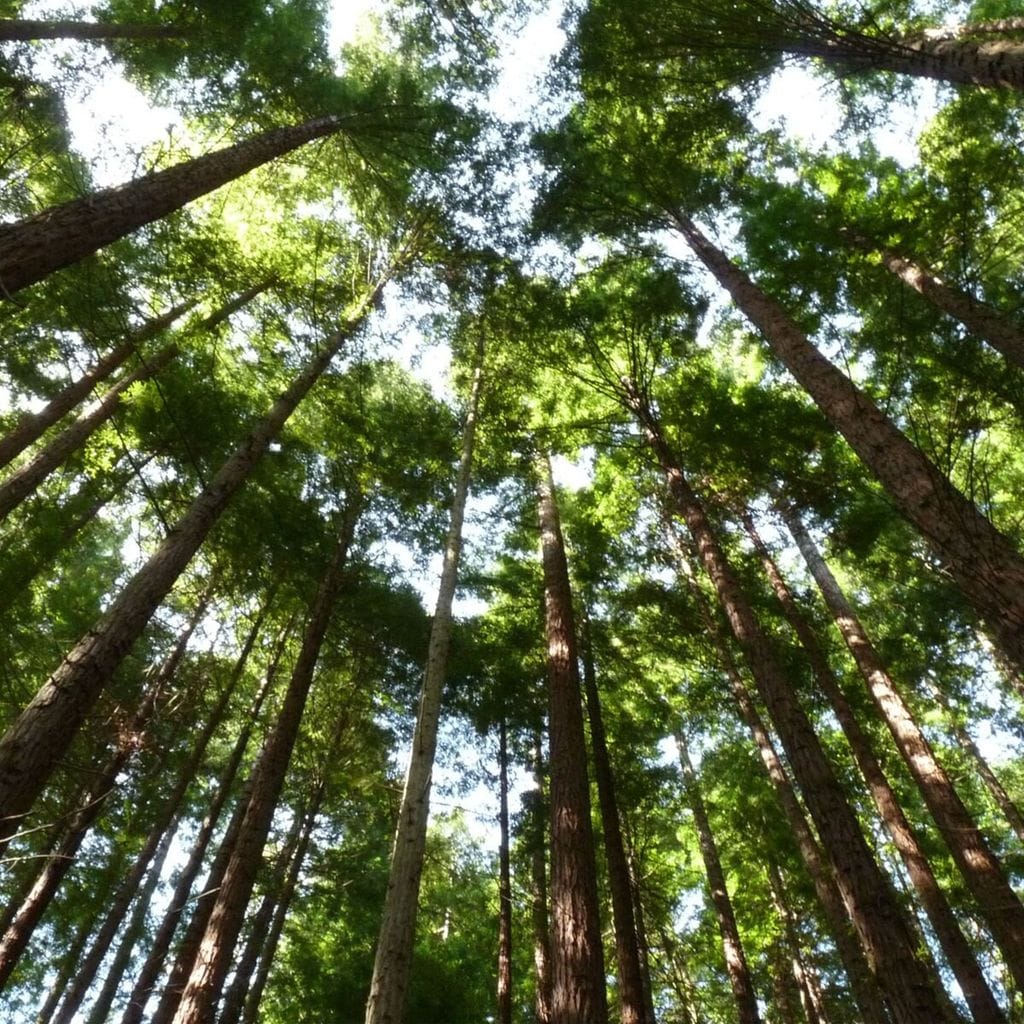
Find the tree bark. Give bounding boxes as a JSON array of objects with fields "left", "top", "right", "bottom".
[
  {"left": 535, "top": 453, "right": 608, "bottom": 1024},
  {"left": 0, "top": 115, "right": 351, "bottom": 295},
  {"left": 580, "top": 613, "right": 650, "bottom": 1024},
  {"left": 527, "top": 733, "right": 553, "bottom": 1024},
  {"left": 743, "top": 512, "right": 1004, "bottom": 1024},
  {"left": 0, "top": 19, "right": 185, "bottom": 41},
  {"left": 675, "top": 727, "right": 761, "bottom": 1024},
  {"left": 669, "top": 212, "right": 1024, "bottom": 675},
  {"left": 364, "top": 348, "right": 484, "bottom": 1024},
  {"left": 497, "top": 718, "right": 513, "bottom": 1024},
  {"left": 0, "top": 279, "right": 384, "bottom": 844},
  {"left": 780, "top": 502, "right": 1024, "bottom": 994},
  {"left": 34, "top": 909, "right": 94, "bottom": 1024},
  {"left": 170, "top": 501, "right": 358, "bottom": 1024},
  {"left": 0, "top": 342, "right": 178, "bottom": 523},
  {"left": 625, "top": 384, "right": 945, "bottom": 1024},
  {"left": 0, "top": 297, "right": 195, "bottom": 471}
]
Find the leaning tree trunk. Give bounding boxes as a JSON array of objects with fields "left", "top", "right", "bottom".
[
  {"left": 626, "top": 386, "right": 945, "bottom": 1024},
  {"left": 0, "top": 278, "right": 386, "bottom": 845},
  {"left": 669, "top": 212, "right": 1024, "bottom": 675},
  {"left": 535, "top": 454, "right": 608, "bottom": 1024},
  {"left": 0, "top": 342, "right": 178, "bottom": 523},
  {"left": 580, "top": 613, "right": 650, "bottom": 1024},
  {"left": 34, "top": 910, "right": 94, "bottom": 1024},
  {"left": 780, "top": 503, "right": 1024, "bottom": 992},
  {"left": 675, "top": 727, "right": 761, "bottom": 1024},
  {"left": 364, "top": 349, "right": 484, "bottom": 1024},
  {"left": 170, "top": 503, "right": 359, "bottom": 1024},
  {"left": 497, "top": 718, "right": 513, "bottom": 1024},
  {"left": 0, "top": 115, "right": 353, "bottom": 295},
  {"left": 0, "top": 19, "right": 185, "bottom": 41},
  {"left": 743, "top": 512, "right": 1004, "bottom": 1024},
  {"left": 0, "top": 297, "right": 195, "bottom": 470}
]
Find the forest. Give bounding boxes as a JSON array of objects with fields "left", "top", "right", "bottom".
[{"left": 1, "top": 0, "right": 1024, "bottom": 1022}]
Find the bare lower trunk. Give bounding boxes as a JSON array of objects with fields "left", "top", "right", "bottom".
[
  {"left": 497, "top": 719, "right": 513, "bottom": 1024},
  {"left": 34, "top": 911, "right": 93, "bottom": 1024},
  {"left": 365, "top": 351, "right": 483, "bottom": 1024},
  {"left": 0, "top": 280, "right": 384, "bottom": 844},
  {"left": 670, "top": 212, "right": 1024, "bottom": 675},
  {"left": 781, "top": 503, "right": 1024, "bottom": 993},
  {"left": 528, "top": 735, "right": 553, "bottom": 1024},
  {"left": 675, "top": 727, "right": 761, "bottom": 1024},
  {"left": 743, "top": 512, "right": 1003, "bottom": 1024},
  {"left": 0, "top": 19, "right": 185, "bottom": 41}
]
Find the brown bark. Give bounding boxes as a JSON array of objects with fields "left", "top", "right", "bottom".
[
  {"left": 743, "top": 512, "right": 1004, "bottom": 1024},
  {"left": 0, "top": 297, "right": 194, "bottom": 470},
  {"left": 497, "top": 718, "right": 513, "bottom": 1024},
  {"left": 781, "top": 503, "right": 1024, "bottom": 993},
  {"left": 535, "top": 454, "right": 608, "bottom": 1024},
  {"left": 675, "top": 727, "right": 761, "bottom": 1024},
  {"left": 580, "top": 614, "right": 650, "bottom": 1024},
  {"left": 170, "top": 502, "right": 358, "bottom": 1024},
  {"left": 34, "top": 910, "right": 94, "bottom": 1024},
  {"left": 669, "top": 213, "right": 1024, "bottom": 675},
  {"left": 0, "top": 19, "right": 185, "bottom": 41},
  {"left": 622, "top": 827, "right": 658, "bottom": 1024},
  {"left": 626, "top": 385, "right": 944, "bottom": 1024},
  {"left": 527, "top": 734, "right": 553, "bottom": 1024},
  {"left": 0, "top": 115, "right": 350, "bottom": 296},
  {"left": 0, "top": 279, "right": 384, "bottom": 845},
  {"left": 365, "top": 348, "right": 483, "bottom": 1024}
]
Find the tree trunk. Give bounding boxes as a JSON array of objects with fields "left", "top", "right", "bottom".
[
  {"left": 195, "top": 276, "right": 277, "bottom": 332},
  {"left": 580, "top": 612, "right": 650, "bottom": 1024},
  {"left": 0, "top": 19, "right": 185, "bottom": 41},
  {"left": 34, "top": 910, "right": 94, "bottom": 1024},
  {"left": 528, "top": 733, "right": 553, "bottom": 1024},
  {"left": 535, "top": 453, "right": 608, "bottom": 1024},
  {"left": 0, "top": 297, "right": 195, "bottom": 470},
  {"left": 780, "top": 502, "right": 1024, "bottom": 993},
  {"left": 365, "top": 348, "right": 484, "bottom": 1024},
  {"left": 675, "top": 727, "right": 761, "bottom": 1024},
  {"left": 622, "top": 826, "right": 658, "bottom": 1024},
  {"left": 118, "top": 624, "right": 288, "bottom": 1024},
  {"left": 625, "top": 383, "right": 945, "bottom": 1024},
  {"left": 743, "top": 512, "right": 1004, "bottom": 1024},
  {"left": 0, "top": 342, "right": 177, "bottom": 523},
  {"left": 0, "top": 595, "right": 206, "bottom": 987},
  {"left": 0, "top": 278, "right": 385, "bottom": 844},
  {"left": 170, "top": 501, "right": 358, "bottom": 1024},
  {"left": 669, "top": 212, "right": 1024, "bottom": 675},
  {"left": 497, "top": 718, "right": 513, "bottom": 1024},
  {"left": 51, "top": 599, "right": 269, "bottom": 1024},
  {"left": 0, "top": 115, "right": 351, "bottom": 295}
]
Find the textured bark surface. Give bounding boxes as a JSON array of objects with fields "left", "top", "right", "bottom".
[
  {"left": 364, "top": 353, "right": 482, "bottom": 1024},
  {"left": 0, "top": 285, "right": 381, "bottom": 844},
  {"left": 671, "top": 213, "right": 1024, "bottom": 675},
  {"left": 676, "top": 728, "right": 761, "bottom": 1024},
  {"left": 0, "top": 18, "right": 185, "bottom": 40},
  {"left": 0, "top": 115, "right": 346, "bottom": 295},
  {"left": 744, "top": 513, "right": 1003, "bottom": 1024},
  {"left": 782, "top": 505, "right": 1024, "bottom": 993},
  {"left": 628, "top": 390, "right": 944, "bottom": 1024},
  {"left": 536, "top": 455, "right": 608, "bottom": 1024}
]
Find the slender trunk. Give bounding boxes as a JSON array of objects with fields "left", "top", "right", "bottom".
[
  {"left": 171, "top": 503, "right": 358, "bottom": 1024},
  {"left": 0, "top": 278, "right": 385, "bottom": 844},
  {"left": 781, "top": 503, "right": 1024, "bottom": 993},
  {"left": 743, "top": 512, "right": 1004, "bottom": 1024},
  {"left": 0, "top": 342, "right": 177, "bottom": 523},
  {"left": 52, "top": 600, "right": 269, "bottom": 1024},
  {"left": 0, "top": 298, "right": 195, "bottom": 470},
  {"left": 625, "top": 383, "right": 944, "bottom": 1024},
  {"left": 365, "top": 349, "right": 484, "bottom": 1024},
  {"left": 675, "top": 727, "right": 761, "bottom": 1024},
  {"left": 656, "top": 924, "right": 701, "bottom": 1024},
  {"left": 622, "top": 827, "right": 658, "bottom": 1024},
  {"left": 664, "top": 519, "right": 889, "bottom": 1024},
  {"left": 528, "top": 734, "right": 553, "bottom": 1024},
  {"left": 580, "top": 613, "right": 649, "bottom": 1024},
  {"left": 118, "top": 628, "right": 287, "bottom": 1024},
  {"left": 196, "top": 277, "right": 277, "bottom": 332},
  {"left": 669, "top": 212, "right": 1024, "bottom": 675},
  {"left": 0, "top": 598, "right": 205, "bottom": 989},
  {"left": 497, "top": 718, "right": 513, "bottom": 1024},
  {"left": 34, "top": 910, "right": 94, "bottom": 1024},
  {"left": 535, "top": 454, "right": 608, "bottom": 1024},
  {"left": 0, "top": 115, "right": 353, "bottom": 295},
  {"left": 926, "top": 678, "right": 1024, "bottom": 845},
  {"left": 770, "top": 935, "right": 804, "bottom": 1024},
  {"left": 0, "top": 19, "right": 185, "bottom": 41}
]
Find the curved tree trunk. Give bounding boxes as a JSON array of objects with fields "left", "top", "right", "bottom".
[
  {"left": 743, "top": 512, "right": 1004, "bottom": 1024},
  {"left": 0, "top": 279, "right": 385, "bottom": 846},
  {"left": 365, "top": 349, "right": 483, "bottom": 1024},
  {"left": 675, "top": 727, "right": 761, "bottom": 1024},
  {"left": 0, "top": 19, "right": 185, "bottom": 41},
  {"left": 669, "top": 212, "right": 1024, "bottom": 675},
  {"left": 535, "top": 453, "right": 608, "bottom": 1024}
]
